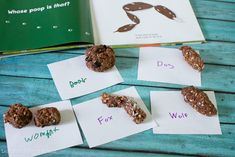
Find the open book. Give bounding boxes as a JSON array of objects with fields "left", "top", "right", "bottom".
[{"left": 0, "top": 0, "right": 205, "bottom": 57}]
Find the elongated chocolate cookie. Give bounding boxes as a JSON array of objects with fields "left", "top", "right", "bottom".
[
  {"left": 4, "top": 103, "right": 32, "bottom": 128},
  {"left": 101, "top": 93, "right": 128, "bottom": 107},
  {"left": 123, "top": 99, "right": 146, "bottom": 124},
  {"left": 85, "top": 45, "right": 115, "bottom": 72},
  {"left": 101, "top": 93, "right": 146, "bottom": 124},
  {"left": 180, "top": 46, "right": 204, "bottom": 71},
  {"left": 34, "top": 107, "right": 61, "bottom": 127},
  {"left": 181, "top": 86, "right": 217, "bottom": 116}
]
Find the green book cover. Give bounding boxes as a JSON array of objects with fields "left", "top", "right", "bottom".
[{"left": 0, "top": 0, "right": 94, "bottom": 53}]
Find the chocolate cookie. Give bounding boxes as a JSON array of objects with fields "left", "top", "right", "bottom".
[
  {"left": 101, "top": 93, "right": 146, "bottom": 124},
  {"left": 34, "top": 107, "right": 61, "bottom": 127},
  {"left": 85, "top": 45, "right": 115, "bottom": 72},
  {"left": 4, "top": 103, "right": 32, "bottom": 128},
  {"left": 181, "top": 86, "right": 217, "bottom": 116},
  {"left": 101, "top": 93, "right": 128, "bottom": 108},
  {"left": 180, "top": 46, "right": 204, "bottom": 71},
  {"left": 123, "top": 99, "right": 147, "bottom": 124}
]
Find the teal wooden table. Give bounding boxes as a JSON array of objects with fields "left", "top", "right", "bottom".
[{"left": 1, "top": 0, "right": 235, "bottom": 156}]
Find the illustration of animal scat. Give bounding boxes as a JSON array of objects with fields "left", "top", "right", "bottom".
[
  {"left": 114, "top": 11, "right": 140, "bottom": 33},
  {"left": 115, "top": 2, "right": 177, "bottom": 33},
  {"left": 114, "top": 24, "right": 137, "bottom": 33},
  {"left": 123, "top": 2, "right": 153, "bottom": 11},
  {"left": 126, "top": 12, "right": 140, "bottom": 24},
  {"left": 154, "top": 5, "right": 176, "bottom": 20}
]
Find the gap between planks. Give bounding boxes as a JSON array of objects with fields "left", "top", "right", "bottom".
[
  {"left": 0, "top": 140, "right": 215, "bottom": 157},
  {"left": 0, "top": 74, "right": 235, "bottom": 94},
  {"left": 197, "top": 17, "right": 235, "bottom": 23},
  {"left": 203, "top": 0, "right": 235, "bottom": 4},
  {"left": 27, "top": 51, "right": 235, "bottom": 67}
]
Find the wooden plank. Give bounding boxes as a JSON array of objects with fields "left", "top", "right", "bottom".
[
  {"left": 62, "top": 41, "right": 235, "bottom": 65},
  {"left": 0, "top": 142, "right": 191, "bottom": 157},
  {"left": 0, "top": 121, "right": 234, "bottom": 156},
  {"left": 99, "top": 124, "right": 234, "bottom": 157},
  {"left": 0, "top": 88, "right": 234, "bottom": 156},
  {"left": 1, "top": 41, "right": 235, "bottom": 80},
  {"left": 0, "top": 81, "right": 234, "bottom": 125},
  {"left": 118, "top": 62, "right": 235, "bottom": 92},
  {"left": 0, "top": 76, "right": 60, "bottom": 106},
  {"left": 95, "top": 124, "right": 235, "bottom": 157},
  {"left": 191, "top": 0, "right": 235, "bottom": 21},
  {"left": 0, "top": 91, "right": 231, "bottom": 156},
  {"left": 199, "top": 19, "right": 235, "bottom": 42},
  {"left": 0, "top": 53, "right": 235, "bottom": 92},
  {"left": 118, "top": 58, "right": 235, "bottom": 92},
  {"left": 208, "top": 0, "right": 235, "bottom": 4}
]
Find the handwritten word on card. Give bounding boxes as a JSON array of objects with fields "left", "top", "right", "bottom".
[
  {"left": 73, "top": 87, "right": 156, "bottom": 148},
  {"left": 97, "top": 115, "right": 113, "bottom": 125},
  {"left": 4, "top": 101, "right": 83, "bottom": 157},
  {"left": 157, "top": 60, "right": 175, "bottom": 69},
  {"left": 69, "top": 77, "right": 87, "bottom": 88},
  {"left": 24, "top": 127, "right": 59, "bottom": 143},
  {"left": 150, "top": 91, "right": 222, "bottom": 134},
  {"left": 48, "top": 55, "right": 123, "bottom": 100},
  {"left": 138, "top": 47, "right": 201, "bottom": 86},
  {"left": 169, "top": 112, "right": 188, "bottom": 119}
]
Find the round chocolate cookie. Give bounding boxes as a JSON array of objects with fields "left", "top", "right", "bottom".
[
  {"left": 85, "top": 45, "right": 115, "bottom": 72},
  {"left": 34, "top": 107, "right": 61, "bottom": 127},
  {"left": 4, "top": 103, "right": 33, "bottom": 128}
]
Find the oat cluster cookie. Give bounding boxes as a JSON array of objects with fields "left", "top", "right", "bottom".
[
  {"left": 34, "top": 107, "right": 61, "bottom": 127},
  {"left": 101, "top": 93, "right": 128, "bottom": 108},
  {"left": 181, "top": 86, "right": 217, "bottom": 116},
  {"left": 180, "top": 46, "right": 204, "bottom": 71},
  {"left": 123, "top": 99, "right": 147, "bottom": 124},
  {"left": 101, "top": 93, "right": 146, "bottom": 124},
  {"left": 85, "top": 45, "right": 115, "bottom": 72},
  {"left": 4, "top": 103, "right": 33, "bottom": 128}
]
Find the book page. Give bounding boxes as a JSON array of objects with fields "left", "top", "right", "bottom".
[
  {"left": 0, "top": 0, "right": 94, "bottom": 52},
  {"left": 91, "top": 0, "right": 205, "bottom": 46}
]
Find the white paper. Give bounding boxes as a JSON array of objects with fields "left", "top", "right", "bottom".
[
  {"left": 150, "top": 91, "right": 222, "bottom": 134},
  {"left": 73, "top": 87, "right": 156, "bottom": 148},
  {"left": 138, "top": 47, "right": 201, "bottom": 86},
  {"left": 91, "top": 0, "right": 205, "bottom": 45},
  {"left": 48, "top": 55, "right": 124, "bottom": 100},
  {"left": 4, "top": 101, "right": 83, "bottom": 157}
]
